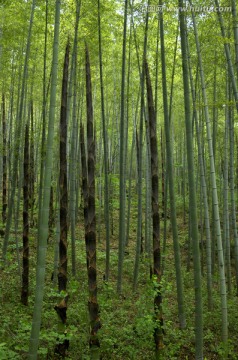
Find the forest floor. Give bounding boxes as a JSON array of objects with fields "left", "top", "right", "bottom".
[{"left": 1, "top": 210, "right": 238, "bottom": 359}]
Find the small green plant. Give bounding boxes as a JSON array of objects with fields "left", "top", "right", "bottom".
[
  {"left": 216, "top": 340, "right": 235, "bottom": 359},
  {"left": 0, "top": 343, "right": 20, "bottom": 360}
]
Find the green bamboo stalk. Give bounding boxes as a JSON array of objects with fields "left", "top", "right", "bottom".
[
  {"left": 2, "top": 94, "right": 7, "bottom": 223},
  {"left": 223, "top": 81, "right": 231, "bottom": 293},
  {"left": 21, "top": 122, "right": 29, "bottom": 306},
  {"left": 54, "top": 40, "right": 70, "bottom": 357},
  {"left": 159, "top": 0, "right": 186, "bottom": 329},
  {"left": 58, "top": 40, "right": 69, "bottom": 293},
  {"left": 231, "top": 0, "right": 238, "bottom": 76},
  {"left": 215, "top": 0, "right": 238, "bottom": 112},
  {"left": 126, "top": 89, "right": 139, "bottom": 249},
  {"left": 98, "top": 0, "right": 110, "bottom": 281},
  {"left": 28, "top": 1, "right": 61, "bottom": 358},
  {"left": 29, "top": 100, "right": 35, "bottom": 226},
  {"left": 190, "top": 4, "right": 228, "bottom": 344},
  {"left": 228, "top": 94, "right": 238, "bottom": 295},
  {"left": 179, "top": 2, "right": 203, "bottom": 357},
  {"left": 133, "top": 0, "right": 149, "bottom": 290},
  {"left": 37, "top": 0, "right": 48, "bottom": 243},
  {"left": 69, "top": 0, "right": 81, "bottom": 276},
  {"left": 188, "top": 52, "right": 213, "bottom": 310},
  {"left": 162, "top": 22, "right": 179, "bottom": 274},
  {"left": 85, "top": 44, "right": 101, "bottom": 359},
  {"left": 117, "top": 0, "right": 128, "bottom": 293}
]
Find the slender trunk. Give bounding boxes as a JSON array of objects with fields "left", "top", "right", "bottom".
[
  {"left": 69, "top": 0, "right": 81, "bottom": 277},
  {"left": 117, "top": 0, "right": 128, "bottom": 293},
  {"left": 29, "top": 100, "right": 35, "bottom": 225},
  {"left": 54, "top": 40, "right": 70, "bottom": 357},
  {"left": 211, "top": 55, "right": 218, "bottom": 276},
  {"left": 190, "top": 4, "right": 228, "bottom": 343},
  {"left": 58, "top": 41, "right": 69, "bottom": 292},
  {"left": 98, "top": 0, "right": 110, "bottom": 281},
  {"left": 2, "top": 94, "right": 7, "bottom": 223},
  {"left": 161, "top": 130, "right": 165, "bottom": 219},
  {"left": 212, "top": 52, "right": 217, "bottom": 163},
  {"left": 224, "top": 83, "right": 231, "bottom": 293},
  {"left": 229, "top": 93, "right": 238, "bottom": 295},
  {"left": 162, "top": 23, "right": 179, "bottom": 273},
  {"left": 188, "top": 54, "right": 213, "bottom": 310},
  {"left": 53, "top": 193, "right": 60, "bottom": 287},
  {"left": 215, "top": 0, "right": 238, "bottom": 112},
  {"left": 126, "top": 110, "right": 137, "bottom": 248},
  {"left": 48, "top": 185, "right": 54, "bottom": 238},
  {"left": 7, "top": 62, "right": 15, "bottom": 212},
  {"left": 159, "top": 0, "right": 186, "bottom": 329},
  {"left": 231, "top": 0, "right": 238, "bottom": 77},
  {"left": 179, "top": 2, "right": 203, "bottom": 357},
  {"left": 21, "top": 123, "right": 29, "bottom": 306},
  {"left": 80, "top": 122, "right": 87, "bottom": 229},
  {"left": 133, "top": 0, "right": 149, "bottom": 290},
  {"left": 126, "top": 88, "right": 140, "bottom": 251},
  {"left": 145, "top": 127, "right": 152, "bottom": 260},
  {"left": 145, "top": 60, "right": 163, "bottom": 357},
  {"left": 85, "top": 45, "right": 101, "bottom": 358},
  {"left": 29, "top": 1, "right": 61, "bottom": 357},
  {"left": 37, "top": 0, "right": 48, "bottom": 241}
]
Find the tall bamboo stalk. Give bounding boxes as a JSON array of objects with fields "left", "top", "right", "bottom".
[
  {"left": 21, "top": 122, "right": 29, "bottom": 306},
  {"left": 159, "top": 0, "right": 186, "bottom": 329},
  {"left": 179, "top": 2, "right": 203, "bottom": 357},
  {"left": 133, "top": 0, "right": 149, "bottom": 290},
  {"left": 188, "top": 55, "right": 213, "bottom": 310},
  {"left": 37, "top": 0, "right": 48, "bottom": 240},
  {"left": 54, "top": 40, "right": 70, "bottom": 357},
  {"left": 145, "top": 59, "right": 163, "bottom": 357},
  {"left": 98, "top": 0, "right": 110, "bottom": 281},
  {"left": 2, "top": 94, "right": 7, "bottom": 224},
  {"left": 231, "top": 0, "right": 238, "bottom": 77},
  {"left": 69, "top": 0, "right": 81, "bottom": 276},
  {"left": 85, "top": 44, "right": 101, "bottom": 358},
  {"left": 229, "top": 92, "right": 238, "bottom": 295},
  {"left": 29, "top": 100, "right": 35, "bottom": 225},
  {"left": 190, "top": 4, "right": 228, "bottom": 343},
  {"left": 223, "top": 82, "right": 231, "bottom": 293},
  {"left": 117, "top": 0, "right": 128, "bottom": 293},
  {"left": 29, "top": 1, "right": 61, "bottom": 357},
  {"left": 215, "top": 0, "right": 238, "bottom": 112}
]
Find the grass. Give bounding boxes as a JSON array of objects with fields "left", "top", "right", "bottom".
[{"left": 1, "top": 209, "right": 238, "bottom": 359}]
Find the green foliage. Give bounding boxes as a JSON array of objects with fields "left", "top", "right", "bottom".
[
  {"left": 0, "top": 343, "right": 20, "bottom": 360},
  {"left": 89, "top": 254, "right": 154, "bottom": 359},
  {"left": 1, "top": 176, "right": 238, "bottom": 359}
]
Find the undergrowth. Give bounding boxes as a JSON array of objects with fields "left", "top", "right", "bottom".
[{"left": 1, "top": 216, "right": 238, "bottom": 359}]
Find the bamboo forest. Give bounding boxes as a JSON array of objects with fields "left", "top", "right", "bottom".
[{"left": 1, "top": 0, "right": 238, "bottom": 359}]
